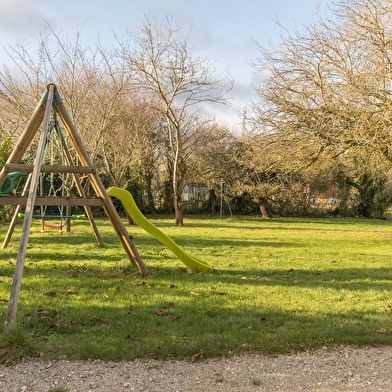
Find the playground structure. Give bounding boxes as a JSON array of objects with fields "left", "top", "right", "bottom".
[
  {"left": 0, "top": 84, "right": 210, "bottom": 327},
  {"left": 0, "top": 84, "right": 148, "bottom": 327}
]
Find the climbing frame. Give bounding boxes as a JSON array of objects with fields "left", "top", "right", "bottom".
[{"left": 0, "top": 84, "right": 148, "bottom": 328}]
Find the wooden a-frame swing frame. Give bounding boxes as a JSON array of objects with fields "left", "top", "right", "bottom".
[{"left": 0, "top": 84, "right": 148, "bottom": 328}]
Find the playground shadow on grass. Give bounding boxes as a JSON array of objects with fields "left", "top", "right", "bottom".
[
  {"left": 6, "top": 294, "right": 392, "bottom": 360},
  {"left": 134, "top": 234, "right": 297, "bottom": 250},
  {"left": 202, "top": 266, "right": 392, "bottom": 293},
  {"left": 2, "top": 250, "right": 392, "bottom": 359},
  {"left": 5, "top": 260, "right": 389, "bottom": 293}
]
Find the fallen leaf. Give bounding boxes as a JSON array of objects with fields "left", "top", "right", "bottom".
[
  {"left": 38, "top": 316, "right": 52, "bottom": 321},
  {"left": 42, "top": 291, "right": 57, "bottom": 296},
  {"left": 66, "top": 289, "right": 78, "bottom": 294},
  {"left": 155, "top": 309, "right": 164, "bottom": 316},
  {"left": 376, "top": 328, "right": 390, "bottom": 335},
  {"left": 136, "top": 281, "right": 150, "bottom": 288},
  {"left": 191, "top": 352, "right": 204, "bottom": 363},
  {"left": 190, "top": 291, "right": 199, "bottom": 296},
  {"left": 168, "top": 283, "right": 175, "bottom": 289},
  {"left": 167, "top": 315, "right": 181, "bottom": 321}
]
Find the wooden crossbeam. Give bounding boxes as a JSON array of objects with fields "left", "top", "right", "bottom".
[
  {"left": 4, "top": 163, "right": 96, "bottom": 174},
  {"left": 0, "top": 196, "right": 104, "bottom": 206}
]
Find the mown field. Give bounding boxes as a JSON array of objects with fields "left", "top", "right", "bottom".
[{"left": 0, "top": 215, "right": 392, "bottom": 361}]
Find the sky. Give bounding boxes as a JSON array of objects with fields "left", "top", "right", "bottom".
[{"left": 0, "top": 0, "right": 329, "bottom": 128}]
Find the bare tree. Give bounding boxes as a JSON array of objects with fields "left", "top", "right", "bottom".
[
  {"left": 100, "top": 94, "right": 161, "bottom": 203},
  {"left": 121, "top": 16, "right": 233, "bottom": 225},
  {"left": 190, "top": 124, "right": 235, "bottom": 182},
  {"left": 246, "top": 0, "right": 392, "bottom": 215},
  {"left": 0, "top": 28, "right": 161, "bottom": 193},
  {"left": 251, "top": 0, "right": 392, "bottom": 164}
]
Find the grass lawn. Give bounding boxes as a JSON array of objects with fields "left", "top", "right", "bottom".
[{"left": 0, "top": 215, "right": 392, "bottom": 361}]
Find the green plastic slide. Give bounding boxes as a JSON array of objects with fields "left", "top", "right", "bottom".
[
  {"left": 0, "top": 172, "right": 27, "bottom": 195},
  {"left": 107, "top": 187, "right": 211, "bottom": 272}
]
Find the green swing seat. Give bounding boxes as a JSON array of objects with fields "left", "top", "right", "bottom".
[{"left": 0, "top": 172, "right": 28, "bottom": 195}]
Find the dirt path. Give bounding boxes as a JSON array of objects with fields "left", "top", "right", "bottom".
[{"left": 0, "top": 346, "right": 391, "bottom": 391}]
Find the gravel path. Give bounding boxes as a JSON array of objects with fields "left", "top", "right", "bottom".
[{"left": 0, "top": 346, "right": 391, "bottom": 392}]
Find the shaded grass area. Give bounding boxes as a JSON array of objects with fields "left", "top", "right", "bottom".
[{"left": 1, "top": 215, "right": 392, "bottom": 360}]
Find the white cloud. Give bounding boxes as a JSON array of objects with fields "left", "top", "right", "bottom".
[{"left": 0, "top": 0, "right": 55, "bottom": 36}]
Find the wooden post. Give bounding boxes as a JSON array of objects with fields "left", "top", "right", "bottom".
[
  {"left": 2, "top": 174, "right": 32, "bottom": 249},
  {"left": 4, "top": 84, "right": 55, "bottom": 329},
  {"left": 0, "top": 93, "right": 46, "bottom": 189},
  {"left": 59, "top": 129, "right": 104, "bottom": 245}
]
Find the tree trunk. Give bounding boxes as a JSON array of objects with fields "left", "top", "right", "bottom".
[
  {"left": 174, "top": 200, "right": 183, "bottom": 225},
  {"left": 173, "top": 177, "right": 184, "bottom": 226},
  {"left": 258, "top": 197, "right": 273, "bottom": 218},
  {"left": 163, "top": 181, "right": 174, "bottom": 213},
  {"left": 208, "top": 188, "right": 217, "bottom": 214},
  {"left": 172, "top": 124, "right": 184, "bottom": 226},
  {"left": 126, "top": 211, "right": 135, "bottom": 225},
  {"left": 65, "top": 205, "right": 72, "bottom": 232}
]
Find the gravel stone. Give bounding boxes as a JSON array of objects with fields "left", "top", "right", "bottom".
[{"left": 0, "top": 346, "right": 391, "bottom": 391}]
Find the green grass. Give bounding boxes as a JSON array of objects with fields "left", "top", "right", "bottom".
[
  {"left": 0, "top": 326, "right": 38, "bottom": 364},
  {"left": 1, "top": 215, "right": 392, "bottom": 361}
]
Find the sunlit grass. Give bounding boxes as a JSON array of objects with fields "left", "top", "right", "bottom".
[{"left": 1, "top": 215, "right": 392, "bottom": 360}]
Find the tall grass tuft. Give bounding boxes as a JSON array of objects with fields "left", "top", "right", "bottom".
[{"left": 0, "top": 326, "right": 38, "bottom": 364}]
